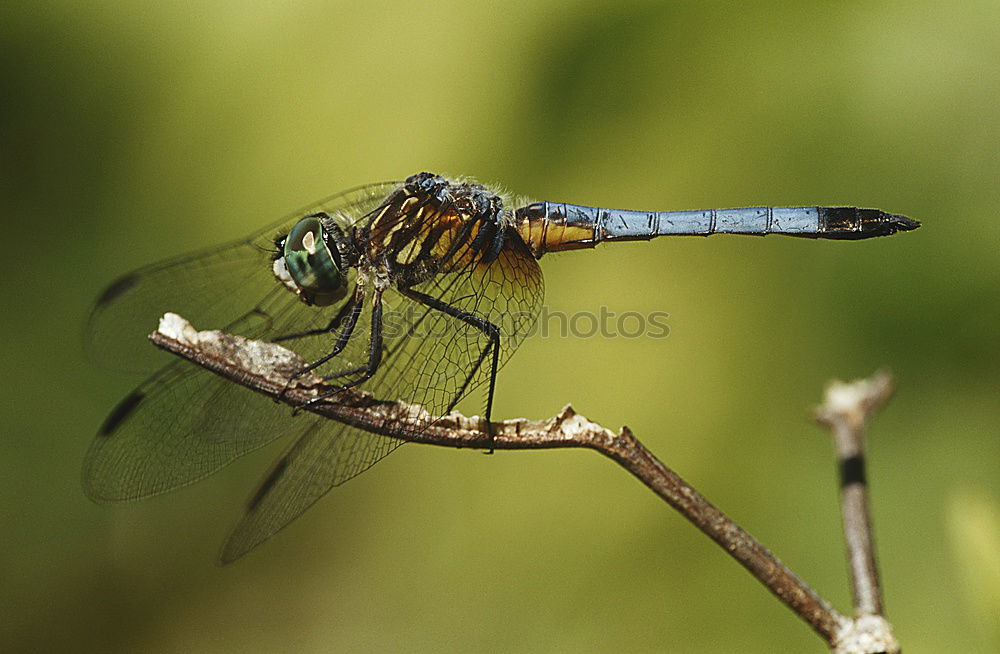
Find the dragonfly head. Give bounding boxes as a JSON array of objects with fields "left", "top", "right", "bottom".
[{"left": 273, "top": 214, "right": 352, "bottom": 306}]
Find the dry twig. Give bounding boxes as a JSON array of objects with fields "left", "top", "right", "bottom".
[{"left": 151, "top": 313, "right": 900, "bottom": 651}]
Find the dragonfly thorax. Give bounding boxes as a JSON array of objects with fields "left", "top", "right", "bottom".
[
  {"left": 365, "top": 173, "right": 509, "bottom": 288},
  {"left": 273, "top": 213, "right": 355, "bottom": 306}
]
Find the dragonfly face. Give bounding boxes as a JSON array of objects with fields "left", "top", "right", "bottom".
[{"left": 83, "top": 172, "right": 917, "bottom": 562}]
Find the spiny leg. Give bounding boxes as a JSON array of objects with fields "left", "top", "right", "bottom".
[
  {"left": 278, "top": 285, "right": 364, "bottom": 405},
  {"left": 272, "top": 291, "right": 359, "bottom": 344},
  {"left": 295, "top": 284, "right": 367, "bottom": 376},
  {"left": 302, "top": 289, "right": 384, "bottom": 409},
  {"left": 398, "top": 286, "right": 501, "bottom": 452}
]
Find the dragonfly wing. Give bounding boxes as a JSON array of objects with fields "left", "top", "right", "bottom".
[
  {"left": 219, "top": 420, "right": 402, "bottom": 564},
  {"left": 86, "top": 182, "right": 401, "bottom": 373},
  {"left": 84, "top": 361, "right": 320, "bottom": 501},
  {"left": 84, "top": 288, "right": 344, "bottom": 501},
  {"left": 84, "top": 182, "right": 401, "bottom": 500},
  {"left": 219, "top": 228, "right": 543, "bottom": 561}
]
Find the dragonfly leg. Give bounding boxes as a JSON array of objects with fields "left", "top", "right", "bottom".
[
  {"left": 321, "top": 364, "right": 370, "bottom": 381},
  {"left": 398, "top": 286, "right": 500, "bottom": 452},
  {"left": 278, "top": 285, "right": 365, "bottom": 404},
  {"left": 272, "top": 291, "right": 358, "bottom": 343},
  {"left": 300, "top": 289, "right": 384, "bottom": 409},
  {"left": 294, "top": 285, "right": 366, "bottom": 376}
]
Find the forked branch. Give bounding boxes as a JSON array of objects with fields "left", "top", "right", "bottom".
[{"left": 150, "top": 313, "right": 899, "bottom": 651}]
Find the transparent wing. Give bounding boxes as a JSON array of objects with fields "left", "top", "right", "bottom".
[
  {"left": 84, "top": 290, "right": 324, "bottom": 501},
  {"left": 219, "top": 418, "right": 401, "bottom": 563},
  {"left": 83, "top": 182, "right": 401, "bottom": 502},
  {"left": 86, "top": 182, "right": 401, "bottom": 373},
  {"left": 220, "top": 228, "right": 543, "bottom": 562}
]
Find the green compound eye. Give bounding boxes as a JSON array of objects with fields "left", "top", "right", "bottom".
[{"left": 282, "top": 216, "right": 348, "bottom": 305}]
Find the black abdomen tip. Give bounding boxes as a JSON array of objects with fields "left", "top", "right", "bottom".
[
  {"left": 886, "top": 213, "right": 921, "bottom": 232},
  {"left": 820, "top": 207, "right": 921, "bottom": 239}
]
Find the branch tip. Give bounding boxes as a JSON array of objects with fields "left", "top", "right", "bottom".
[{"left": 814, "top": 370, "right": 895, "bottom": 429}]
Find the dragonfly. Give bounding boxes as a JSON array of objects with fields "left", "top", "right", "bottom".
[{"left": 84, "top": 172, "right": 919, "bottom": 562}]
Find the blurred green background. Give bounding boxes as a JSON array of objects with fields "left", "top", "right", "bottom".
[{"left": 2, "top": 1, "right": 998, "bottom": 652}]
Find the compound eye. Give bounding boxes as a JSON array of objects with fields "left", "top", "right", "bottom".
[{"left": 281, "top": 216, "right": 346, "bottom": 305}]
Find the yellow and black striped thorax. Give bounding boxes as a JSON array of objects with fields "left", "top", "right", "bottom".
[{"left": 365, "top": 173, "right": 508, "bottom": 285}]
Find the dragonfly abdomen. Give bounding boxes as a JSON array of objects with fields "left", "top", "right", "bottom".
[{"left": 514, "top": 203, "right": 920, "bottom": 258}]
